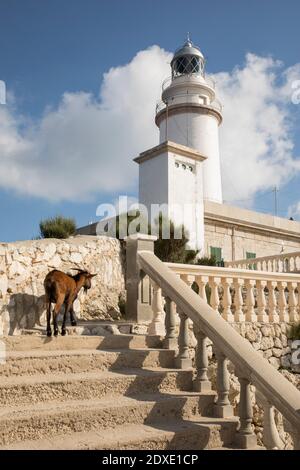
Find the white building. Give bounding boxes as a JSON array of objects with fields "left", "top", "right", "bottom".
[{"left": 78, "top": 38, "right": 300, "bottom": 263}]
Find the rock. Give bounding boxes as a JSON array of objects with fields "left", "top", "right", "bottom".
[
  {"left": 281, "top": 335, "right": 288, "bottom": 347},
  {"left": 274, "top": 324, "right": 282, "bottom": 337},
  {"left": 272, "top": 348, "right": 282, "bottom": 358},
  {"left": 274, "top": 337, "right": 282, "bottom": 348},
  {"left": 252, "top": 342, "right": 261, "bottom": 351},
  {"left": 268, "top": 357, "right": 280, "bottom": 369},
  {"left": 281, "top": 355, "right": 291, "bottom": 368},
  {"left": 105, "top": 324, "right": 120, "bottom": 335},
  {"left": 70, "top": 252, "right": 83, "bottom": 264},
  {"left": 0, "top": 274, "right": 8, "bottom": 297},
  {"left": 261, "top": 336, "right": 274, "bottom": 350},
  {"left": 263, "top": 349, "right": 273, "bottom": 359},
  {"left": 261, "top": 325, "right": 273, "bottom": 337},
  {"left": 132, "top": 324, "right": 148, "bottom": 335},
  {"left": 43, "top": 243, "right": 57, "bottom": 261},
  {"left": 281, "top": 323, "right": 287, "bottom": 334},
  {"left": 91, "top": 326, "right": 109, "bottom": 336},
  {"left": 245, "top": 325, "right": 256, "bottom": 342}
]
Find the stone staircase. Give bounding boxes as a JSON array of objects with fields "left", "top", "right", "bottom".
[{"left": 0, "top": 329, "right": 240, "bottom": 450}]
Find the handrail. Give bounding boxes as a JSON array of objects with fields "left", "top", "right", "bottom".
[
  {"left": 226, "top": 251, "right": 300, "bottom": 272},
  {"left": 138, "top": 250, "right": 300, "bottom": 435}
]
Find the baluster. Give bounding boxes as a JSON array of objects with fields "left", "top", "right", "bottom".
[
  {"left": 214, "top": 349, "right": 233, "bottom": 417},
  {"left": 163, "top": 297, "right": 177, "bottom": 349},
  {"left": 209, "top": 277, "right": 220, "bottom": 312},
  {"left": 288, "top": 282, "right": 299, "bottom": 322},
  {"left": 196, "top": 275, "right": 208, "bottom": 302},
  {"left": 256, "top": 391, "right": 283, "bottom": 449},
  {"left": 221, "top": 277, "right": 234, "bottom": 322},
  {"left": 181, "top": 274, "right": 195, "bottom": 289},
  {"left": 257, "top": 261, "right": 261, "bottom": 271},
  {"left": 233, "top": 278, "right": 245, "bottom": 322},
  {"left": 245, "top": 280, "right": 257, "bottom": 322},
  {"left": 235, "top": 376, "right": 257, "bottom": 449},
  {"left": 175, "top": 309, "right": 192, "bottom": 369},
  {"left": 267, "top": 281, "right": 279, "bottom": 323},
  {"left": 148, "top": 281, "right": 165, "bottom": 336},
  {"left": 278, "top": 281, "right": 289, "bottom": 322},
  {"left": 193, "top": 325, "right": 211, "bottom": 392},
  {"left": 257, "top": 280, "right": 268, "bottom": 323}
]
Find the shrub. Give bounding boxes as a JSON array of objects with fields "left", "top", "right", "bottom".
[
  {"left": 39, "top": 216, "right": 76, "bottom": 239},
  {"left": 196, "top": 256, "right": 217, "bottom": 266},
  {"left": 153, "top": 214, "right": 198, "bottom": 264}
]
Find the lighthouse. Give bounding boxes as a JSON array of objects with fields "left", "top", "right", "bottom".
[
  {"left": 156, "top": 36, "right": 223, "bottom": 203},
  {"left": 134, "top": 37, "right": 223, "bottom": 252}
]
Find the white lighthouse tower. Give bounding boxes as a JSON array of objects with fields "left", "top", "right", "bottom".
[
  {"left": 134, "top": 37, "right": 223, "bottom": 252},
  {"left": 156, "top": 36, "right": 223, "bottom": 203}
]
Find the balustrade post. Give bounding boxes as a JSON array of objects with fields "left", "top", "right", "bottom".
[
  {"left": 181, "top": 274, "right": 195, "bottom": 289},
  {"left": 163, "top": 297, "right": 177, "bottom": 349},
  {"left": 257, "top": 280, "right": 268, "bottom": 323},
  {"left": 193, "top": 325, "right": 211, "bottom": 392},
  {"left": 256, "top": 391, "right": 283, "bottom": 449},
  {"left": 175, "top": 309, "right": 192, "bottom": 369},
  {"left": 214, "top": 348, "right": 233, "bottom": 418},
  {"left": 233, "top": 278, "right": 245, "bottom": 322},
  {"left": 148, "top": 281, "right": 165, "bottom": 336},
  {"left": 235, "top": 376, "right": 257, "bottom": 449},
  {"left": 196, "top": 275, "right": 208, "bottom": 302},
  {"left": 288, "top": 282, "right": 299, "bottom": 322},
  {"left": 221, "top": 278, "right": 234, "bottom": 322},
  {"left": 125, "top": 234, "right": 157, "bottom": 322},
  {"left": 245, "top": 280, "right": 257, "bottom": 322},
  {"left": 209, "top": 277, "right": 220, "bottom": 312},
  {"left": 267, "top": 281, "right": 279, "bottom": 323},
  {"left": 278, "top": 281, "right": 289, "bottom": 322}
]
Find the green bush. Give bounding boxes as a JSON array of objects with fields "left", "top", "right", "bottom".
[
  {"left": 196, "top": 256, "right": 217, "bottom": 266},
  {"left": 153, "top": 214, "right": 198, "bottom": 264},
  {"left": 39, "top": 216, "right": 76, "bottom": 239}
]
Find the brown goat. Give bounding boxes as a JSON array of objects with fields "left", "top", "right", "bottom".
[{"left": 44, "top": 269, "right": 96, "bottom": 337}]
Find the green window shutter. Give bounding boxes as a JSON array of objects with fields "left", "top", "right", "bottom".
[{"left": 210, "top": 246, "right": 222, "bottom": 263}]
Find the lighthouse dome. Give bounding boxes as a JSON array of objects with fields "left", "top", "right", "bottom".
[{"left": 171, "top": 37, "right": 205, "bottom": 78}]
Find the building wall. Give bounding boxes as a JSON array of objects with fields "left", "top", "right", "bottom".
[{"left": 204, "top": 221, "right": 300, "bottom": 262}]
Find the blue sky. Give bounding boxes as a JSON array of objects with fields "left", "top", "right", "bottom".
[{"left": 0, "top": 0, "right": 300, "bottom": 241}]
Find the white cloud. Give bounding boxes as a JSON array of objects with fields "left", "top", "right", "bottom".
[
  {"left": 0, "top": 46, "right": 171, "bottom": 201},
  {"left": 0, "top": 47, "right": 299, "bottom": 206},
  {"left": 215, "top": 53, "right": 300, "bottom": 204}
]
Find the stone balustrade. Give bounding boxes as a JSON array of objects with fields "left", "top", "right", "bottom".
[
  {"left": 166, "top": 263, "right": 300, "bottom": 324},
  {"left": 126, "top": 234, "right": 300, "bottom": 449},
  {"left": 225, "top": 252, "right": 300, "bottom": 273}
]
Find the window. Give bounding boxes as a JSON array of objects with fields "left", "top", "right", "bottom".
[{"left": 210, "top": 246, "right": 222, "bottom": 264}]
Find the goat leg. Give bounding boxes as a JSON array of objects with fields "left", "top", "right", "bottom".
[
  {"left": 70, "top": 307, "right": 77, "bottom": 326},
  {"left": 46, "top": 297, "right": 52, "bottom": 337}
]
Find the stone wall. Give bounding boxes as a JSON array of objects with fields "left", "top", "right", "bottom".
[{"left": 0, "top": 236, "right": 125, "bottom": 335}]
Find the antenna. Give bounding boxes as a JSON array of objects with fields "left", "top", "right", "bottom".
[{"left": 272, "top": 186, "right": 279, "bottom": 216}]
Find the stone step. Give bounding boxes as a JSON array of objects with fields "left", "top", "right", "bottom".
[
  {"left": 0, "top": 418, "right": 238, "bottom": 450},
  {"left": 2, "top": 334, "right": 162, "bottom": 352},
  {"left": 1, "top": 348, "right": 176, "bottom": 377},
  {"left": 0, "top": 393, "right": 217, "bottom": 447},
  {"left": 0, "top": 368, "right": 194, "bottom": 406}
]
